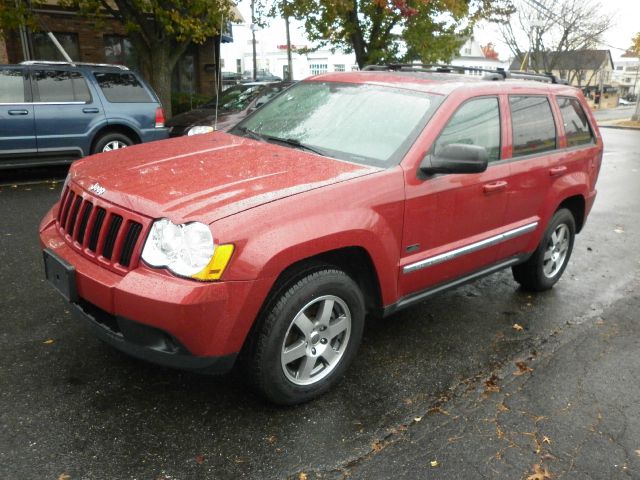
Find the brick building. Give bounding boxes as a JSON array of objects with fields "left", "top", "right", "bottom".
[{"left": 1, "top": 5, "right": 236, "bottom": 100}]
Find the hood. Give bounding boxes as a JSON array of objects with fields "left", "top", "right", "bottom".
[{"left": 70, "top": 132, "right": 379, "bottom": 224}]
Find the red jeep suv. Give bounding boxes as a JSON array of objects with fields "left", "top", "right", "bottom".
[{"left": 40, "top": 65, "right": 602, "bottom": 404}]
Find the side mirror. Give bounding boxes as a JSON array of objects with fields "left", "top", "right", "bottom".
[{"left": 420, "top": 144, "right": 489, "bottom": 175}]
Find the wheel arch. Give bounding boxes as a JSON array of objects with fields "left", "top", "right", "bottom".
[
  {"left": 557, "top": 194, "right": 586, "bottom": 233},
  {"left": 90, "top": 124, "right": 141, "bottom": 153}
]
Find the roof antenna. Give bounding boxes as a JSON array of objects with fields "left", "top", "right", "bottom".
[{"left": 214, "top": 14, "right": 224, "bottom": 131}]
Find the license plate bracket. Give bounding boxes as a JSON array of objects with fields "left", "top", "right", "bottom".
[{"left": 43, "top": 249, "right": 78, "bottom": 303}]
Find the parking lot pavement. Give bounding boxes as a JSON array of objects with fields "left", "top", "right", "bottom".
[{"left": 1, "top": 128, "right": 639, "bottom": 480}]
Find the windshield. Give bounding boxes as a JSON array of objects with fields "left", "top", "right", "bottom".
[
  {"left": 201, "top": 84, "right": 264, "bottom": 112},
  {"left": 231, "top": 81, "right": 440, "bottom": 167}
]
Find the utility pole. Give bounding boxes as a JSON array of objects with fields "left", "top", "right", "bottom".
[
  {"left": 283, "top": 0, "right": 293, "bottom": 81},
  {"left": 250, "top": 0, "right": 257, "bottom": 81},
  {"left": 633, "top": 60, "right": 640, "bottom": 121}
]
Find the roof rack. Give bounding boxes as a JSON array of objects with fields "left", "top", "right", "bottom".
[
  {"left": 362, "top": 63, "right": 569, "bottom": 85},
  {"left": 20, "top": 60, "right": 129, "bottom": 70}
]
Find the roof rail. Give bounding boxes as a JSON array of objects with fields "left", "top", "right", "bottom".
[
  {"left": 20, "top": 60, "right": 129, "bottom": 70},
  {"left": 363, "top": 63, "right": 570, "bottom": 84}
]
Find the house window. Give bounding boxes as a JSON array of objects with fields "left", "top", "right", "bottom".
[
  {"left": 309, "top": 63, "right": 328, "bottom": 75},
  {"left": 236, "top": 59, "right": 242, "bottom": 73},
  {"left": 172, "top": 47, "right": 197, "bottom": 94},
  {"left": 616, "top": 65, "right": 623, "bottom": 70},
  {"left": 104, "top": 35, "right": 138, "bottom": 68},
  {"left": 32, "top": 32, "right": 80, "bottom": 61},
  {"left": 334, "top": 64, "right": 345, "bottom": 72}
]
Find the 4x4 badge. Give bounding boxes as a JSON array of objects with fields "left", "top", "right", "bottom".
[{"left": 89, "top": 183, "right": 106, "bottom": 196}]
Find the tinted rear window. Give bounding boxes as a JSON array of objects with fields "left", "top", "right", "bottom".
[
  {"left": 0, "top": 69, "right": 25, "bottom": 103},
  {"left": 94, "top": 72, "right": 153, "bottom": 103},
  {"left": 510, "top": 96, "right": 557, "bottom": 157},
  {"left": 33, "top": 70, "right": 91, "bottom": 102},
  {"left": 557, "top": 96, "right": 594, "bottom": 147}
]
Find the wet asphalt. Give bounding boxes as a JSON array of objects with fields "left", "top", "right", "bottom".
[{"left": 0, "top": 128, "right": 639, "bottom": 480}]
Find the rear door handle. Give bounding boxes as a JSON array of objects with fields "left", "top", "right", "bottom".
[
  {"left": 82, "top": 107, "right": 100, "bottom": 114},
  {"left": 549, "top": 166, "right": 567, "bottom": 177},
  {"left": 483, "top": 180, "right": 508, "bottom": 194},
  {"left": 8, "top": 109, "right": 29, "bottom": 116}
]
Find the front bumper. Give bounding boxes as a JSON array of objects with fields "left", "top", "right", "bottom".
[{"left": 40, "top": 207, "right": 273, "bottom": 372}]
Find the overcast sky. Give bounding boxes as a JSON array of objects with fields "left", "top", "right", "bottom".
[{"left": 237, "top": 0, "right": 639, "bottom": 62}]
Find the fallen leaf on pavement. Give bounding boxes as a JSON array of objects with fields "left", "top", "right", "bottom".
[
  {"left": 430, "top": 460, "right": 439, "bottom": 467},
  {"left": 636, "top": 449, "right": 640, "bottom": 457},
  {"left": 513, "top": 361, "right": 534, "bottom": 376},
  {"left": 58, "top": 474, "right": 71, "bottom": 480},
  {"left": 43, "top": 339, "right": 55, "bottom": 344},
  {"left": 485, "top": 375, "right": 501, "bottom": 393},
  {"left": 298, "top": 473, "right": 308, "bottom": 480},
  {"left": 512, "top": 323, "right": 524, "bottom": 332},
  {"left": 527, "top": 463, "right": 552, "bottom": 480},
  {"left": 542, "top": 435, "right": 551, "bottom": 444},
  {"left": 614, "top": 227, "right": 624, "bottom": 234},
  {"left": 266, "top": 435, "right": 277, "bottom": 444},
  {"left": 414, "top": 416, "right": 422, "bottom": 422},
  {"left": 498, "top": 402, "right": 510, "bottom": 412}
]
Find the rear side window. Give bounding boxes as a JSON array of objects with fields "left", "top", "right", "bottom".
[
  {"left": 0, "top": 69, "right": 25, "bottom": 103},
  {"left": 33, "top": 70, "right": 91, "bottom": 102},
  {"left": 94, "top": 72, "right": 153, "bottom": 103},
  {"left": 433, "top": 97, "right": 501, "bottom": 162},
  {"left": 557, "top": 96, "right": 594, "bottom": 147},
  {"left": 510, "top": 96, "right": 556, "bottom": 157}
]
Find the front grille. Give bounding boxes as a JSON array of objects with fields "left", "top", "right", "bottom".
[{"left": 56, "top": 184, "right": 148, "bottom": 274}]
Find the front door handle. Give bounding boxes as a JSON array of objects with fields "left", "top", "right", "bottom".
[
  {"left": 483, "top": 180, "right": 508, "bottom": 194},
  {"left": 82, "top": 107, "right": 99, "bottom": 114},
  {"left": 8, "top": 109, "right": 29, "bottom": 115},
  {"left": 549, "top": 166, "right": 567, "bottom": 177}
]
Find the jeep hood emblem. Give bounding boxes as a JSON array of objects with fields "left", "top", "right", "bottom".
[{"left": 89, "top": 182, "right": 106, "bottom": 196}]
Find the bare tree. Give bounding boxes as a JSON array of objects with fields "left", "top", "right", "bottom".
[{"left": 501, "top": 0, "right": 612, "bottom": 73}]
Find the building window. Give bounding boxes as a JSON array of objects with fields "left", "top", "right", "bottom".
[
  {"left": 104, "top": 35, "right": 138, "bottom": 69},
  {"left": 309, "top": 63, "right": 328, "bottom": 75},
  {"left": 616, "top": 65, "right": 624, "bottom": 70},
  {"left": 333, "top": 64, "right": 345, "bottom": 72},
  {"left": 32, "top": 32, "right": 80, "bottom": 61},
  {"left": 172, "top": 47, "right": 197, "bottom": 94},
  {"left": 236, "top": 59, "right": 242, "bottom": 73}
]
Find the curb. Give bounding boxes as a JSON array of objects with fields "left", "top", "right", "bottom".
[{"left": 598, "top": 124, "right": 640, "bottom": 130}]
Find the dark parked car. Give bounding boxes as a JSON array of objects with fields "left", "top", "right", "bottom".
[
  {"left": 167, "top": 81, "right": 293, "bottom": 137},
  {"left": 0, "top": 61, "right": 168, "bottom": 169}
]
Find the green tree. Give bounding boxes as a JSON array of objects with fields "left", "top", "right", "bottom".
[
  {"left": 1, "top": 0, "right": 236, "bottom": 117},
  {"left": 284, "top": 0, "right": 514, "bottom": 68},
  {"left": 632, "top": 32, "right": 640, "bottom": 55}
]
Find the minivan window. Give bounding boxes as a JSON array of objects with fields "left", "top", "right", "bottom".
[
  {"left": 0, "top": 69, "right": 25, "bottom": 103},
  {"left": 33, "top": 70, "right": 91, "bottom": 103},
  {"left": 433, "top": 97, "right": 501, "bottom": 162},
  {"left": 510, "top": 96, "right": 557, "bottom": 157},
  {"left": 557, "top": 96, "right": 594, "bottom": 147},
  {"left": 94, "top": 72, "right": 153, "bottom": 103}
]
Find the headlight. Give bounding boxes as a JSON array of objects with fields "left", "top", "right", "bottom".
[
  {"left": 141, "top": 218, "right": 234, "bottom": 281},
  {"left": 187, "top": 125, "right": 215, "bottom": 136}
]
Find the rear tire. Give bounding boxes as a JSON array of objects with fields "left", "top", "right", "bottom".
[
  {"left": 242, "top": 267, "right": 365, "bottom": 405},
  {"left": 92, "top": 132, "right": 133, "bottom": 154},
  {"left": 512, "top": 208, "right": 576, "bottom": 291}
]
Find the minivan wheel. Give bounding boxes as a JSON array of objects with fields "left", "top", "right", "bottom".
[
  {"left": 512, "top": 208, "right": 576, "bottom": 291},
  {"left": 93, "top": 132, "right": 133, "bottom": 154},
  {"left": 243, "top": 268, "right": 365, "bottom": 405}
]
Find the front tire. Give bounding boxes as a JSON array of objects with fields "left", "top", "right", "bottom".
[
  {"left": 512, "top": 208, "right": 576, "bottom": 291},
  {"left": 243, "top": 268, "right": 365, "bottom": 405}
]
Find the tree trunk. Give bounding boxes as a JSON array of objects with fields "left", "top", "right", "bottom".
[{"left": 133, "top": 37, "right": 189, "bottom": 119}]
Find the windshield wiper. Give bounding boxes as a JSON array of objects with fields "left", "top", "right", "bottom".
[
  {"left": 234, "top": 126, "right": 267, "bottom": 142},
  {"left": 234, "top": 127, "right": 325, "bottom": 156},
  {"left": 262, "top": 135, "right": 326, "bottom": 156}
]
